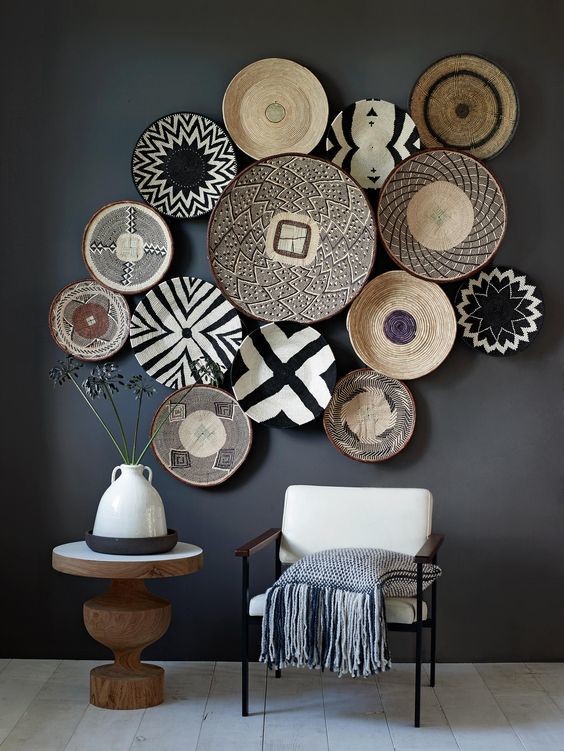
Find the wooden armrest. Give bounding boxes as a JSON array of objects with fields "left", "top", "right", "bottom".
[
  {"left": 414, "top": 533, "right": 445, "bottom": 563},
  {"left": 235, "top": 528, "right": 281, "bottom": 557}
]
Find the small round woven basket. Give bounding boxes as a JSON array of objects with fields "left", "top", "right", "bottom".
[
  {"left": 222, "top": 58, "right": 328, "bottom": 159},
  {"left": 323, "top": 369, "right": 416, "bottom": 462},
  {"left": 49, "top": 279, "right": 130, "bottom": 362},
  {"left": 347, "top": 271, "right": 456, "bottom": 379},
  {"left": 151, "top": 385, "right": 252, "bottom": 488},
  {"left": 409, "top": 53, "right": 519, "bottom": 160},
  {"left": 377, "top": 149, "right": 506, "bottom": 283}
]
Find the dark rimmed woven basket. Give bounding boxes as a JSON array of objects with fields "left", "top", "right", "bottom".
[
  {"left": 377, "top": 148, "right": 507, "bottom": 283},
  {"left": 151, "top": 385, "right": 252, "bottom": 488},
  {"left": 409, "top": 53, "right": 519, "bottom": 160},
  {"left": 323, "top": 368, "right": 416, "bottom": 462}
]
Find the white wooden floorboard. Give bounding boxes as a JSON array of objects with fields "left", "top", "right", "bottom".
[
  {"left": 475, "top": 663, "right": 545, "bottom": 694},
  {"left": 129, "top": 662, "right": 214, "bottom": 751},
  {"left": 0, "top": 661, "right": 100, "bottom": 751},
  {"left": 488, "top": 690, "right": 564, "bottom": 751},
  {"left": 263, "top": 667, "right": 328, "bottom": 751},
  {"left": 64, "top": 705, "right": 145, "bottom": 751},
  {"left": 0, "top": 660, "right": 60, "bottom": 743},
  {"left": 2, "top": 661, "right": 564, "bottom": 750},
  {"left": 377, "top": 664, "right": 460, "bottom": 750},
  {"left": 0, "top": 699, "right": 87, "bottom": 751},
  {"left": 476, "top": 664, "right": 564, "bottom": 751},
  {"left": 433, "top": 664, "right": 525, "bottom": 750},
  {"left": 322, "top": 671, "right": 394, "bottom": 750},
  {"left": 195, "top": 662, "right": 266, "bottom": 751},
  {"left": 527, "top": 665, "right": 564, "bottom": 712},
  {"left": 434, "top": 668, "right": 526, "bottom": 751},
  {"left": 0, "top": 660, "right": 11, "bottom": 674}
]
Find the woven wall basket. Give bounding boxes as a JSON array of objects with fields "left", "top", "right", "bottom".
[
  {"left": 409, "top": 53, "right": 519, "bottom": 160},
  {"left": 49, "top": 279, "right": 130, "bottom": 361},
  {"left": 231, "top": 322, "right": 336, "bottom": 428},
  {"left": 323, "top": 369, "right": 416, "bottom": 462},
  {"left": 151, "top": 385, "right": 252, "bottom": 487},
  {"left": 130, "top": 277, "right": 243, "bottom": 390},
  {"left": 208, "top": 153, "right": 376, "bottom": 323},
  {"left": 83, "top": 201, "right": 173, "bottom": 295},
  {"left": 347, "top": 271, "right": 456, "bottom": 379},
  {"left": 131, "top": 112, "right": 237, "bottom": 219},
  {"left": 222, "top": 58, "right": 328, "bottom": 159},
  {"left": 455, "top": 266, "right": 544, "bottom": 356},
  {"left": 377, "top": 149, "right": 506, "bottom": 283},
  {"left": 326, "top": 99, "right": 420, "bottom": 190}
]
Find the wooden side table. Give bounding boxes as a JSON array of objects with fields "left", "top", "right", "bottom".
[{"left": 52, "top": 541, "right": 203, "bottom": 710}]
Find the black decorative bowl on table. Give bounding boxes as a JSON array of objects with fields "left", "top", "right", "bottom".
[{"left": 85, "top": 529, "right": 178, "bottom": 555}]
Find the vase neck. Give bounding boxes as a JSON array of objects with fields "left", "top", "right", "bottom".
[{"left": 119, "top": 464, "right": 144, "bottom": 474}]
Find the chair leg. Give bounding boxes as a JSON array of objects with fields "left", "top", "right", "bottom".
[
  {"left": 414, "top": 563, "right": 423, "bottom": 728},
  {"left": 275, "top": 668, "right": 281, "bottom": 679},
  {"left": 242, "top": 558, "right": 249, "bottom": 717},
  {"left": 429, "top": 578, "right": 437, "bottom": 687}
]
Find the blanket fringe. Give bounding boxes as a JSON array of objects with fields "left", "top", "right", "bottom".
[{"left": 259, "top": 583, "right": 391, "bottom": 677}]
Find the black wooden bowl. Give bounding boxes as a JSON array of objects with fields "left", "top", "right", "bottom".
[{"left": 85, "top": 529, "right": 178, "bottom": 555}]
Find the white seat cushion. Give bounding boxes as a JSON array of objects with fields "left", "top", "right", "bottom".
[{"left": 249, "top": 592, "right": 427, "bottom": 624}]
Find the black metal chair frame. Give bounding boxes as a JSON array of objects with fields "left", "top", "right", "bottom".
[{"left": 235, "top": 529, "right": 444, "bottom": 728}]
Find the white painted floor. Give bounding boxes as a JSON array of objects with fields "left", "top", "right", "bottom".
[{"left": 1, "top": 660, "right": 564, "bottom": 750}]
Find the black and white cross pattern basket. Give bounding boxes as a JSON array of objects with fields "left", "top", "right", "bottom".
[
  {"left": 455, "top": 266, "right": 544, "bottom": 356},
  {"left": 131, "top": 112, "right": 237, "bottom": 219},
  {"left": 130, "top": 276, "right": 243, "bottom": 389},
  {"left": 231, "top": 322, "right": 337, "bottom": 428}
]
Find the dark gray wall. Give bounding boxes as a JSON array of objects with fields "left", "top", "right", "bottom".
[{"left": 2, "top": 0, "right": 563, "bottom": 661}]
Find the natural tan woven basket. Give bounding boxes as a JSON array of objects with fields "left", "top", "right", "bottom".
[
  {"left": 222, "top": 58, "right": 328, "bottom": 159},
  {"left": 409, "top": 53, "right": 519, "bottom": 160},
  {"left": 346, "top": 271, "right": 456, "bottom": 379},
  {"left": 377, "top": 149, "right": 507, "bottom": 283}
]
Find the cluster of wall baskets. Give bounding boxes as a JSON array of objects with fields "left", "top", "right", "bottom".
[{"left": 49, "top": 53, "right": 545, "bottom": 485}]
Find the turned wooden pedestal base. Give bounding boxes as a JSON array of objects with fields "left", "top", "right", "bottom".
[
  {"left": 84, "top": 579, "right": 171, "bottom": 709},
  {"left": 52, "top": 541, "right": 203, "bottom": 711}
]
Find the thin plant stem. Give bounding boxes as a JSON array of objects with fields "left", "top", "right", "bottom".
[
  {"left": 69, "top": 378, "right": 128, "bottom": 463},
  {"left": 103, "top": 383, "right": 130, "bottom": 463},
  {"left": 132, "top": 391, "right": 143, "bottom": 463},
  {"left": 135, "top": 386, "right": 194, "bottom": 465}
]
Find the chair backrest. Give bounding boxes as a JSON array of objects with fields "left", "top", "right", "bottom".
[{"left": 279, "top": 485, "right": 433, "bottom": 564}]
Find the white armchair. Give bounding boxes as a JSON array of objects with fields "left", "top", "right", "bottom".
[{"left": 235, "top": 485, "right": 444, "bottom": 727}]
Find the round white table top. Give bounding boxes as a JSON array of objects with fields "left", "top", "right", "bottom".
[{"left": 52, "top": 541, "right": 203, "bottom": 579}]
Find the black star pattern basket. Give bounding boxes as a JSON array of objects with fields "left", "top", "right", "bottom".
[
  {"left": 132, "top": 112, "right": 237, "bottom": 219},
  {"left": 455, "top": 266, "right": 544, "bottom": 356}
]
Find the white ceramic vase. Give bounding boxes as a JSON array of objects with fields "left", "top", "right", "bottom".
[{"left": 93, "top": 464, "right": 168, "bottom": 539}]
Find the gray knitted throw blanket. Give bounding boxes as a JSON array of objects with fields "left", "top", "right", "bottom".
[{"left": 260, "top": 548, "right": 441, "bottom": 677}]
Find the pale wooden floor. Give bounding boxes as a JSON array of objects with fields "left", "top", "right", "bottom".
[{"left": 1, "top": 661, "right": 564, "bottom": 750}]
